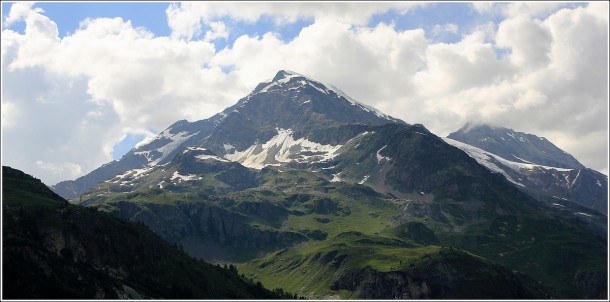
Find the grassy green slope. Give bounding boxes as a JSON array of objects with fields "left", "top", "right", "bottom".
[
  {"left": 74, "top": 163, "right": 606, "bottom": 299},
  {"left": 328, "top": 124, "right": 608, "bottom": 298},
  {"left": 69, "top": 123, "right": 606, "bottom": 299},
  {"left": 2, "top": 166, "right": 289, "bottom": 299},
  {"left": 238, "top": 231, "right": 547, "bottom": 299}
]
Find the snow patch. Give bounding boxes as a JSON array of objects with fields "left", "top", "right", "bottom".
[
  {"left": 443, "top": 137, "right": 572, "bottom": 174},
  {"left": 171, "top": 171, "right": 199, "bottom": 182},
  {"left": 563, "top": 173, "right": 570, "bottom": 184},
  {"left": 213, "top": 112, "right": 228, "bottom": 126},
  {"left": 141, "top": 130, "right": 199, "bottom": 166},
  {"left": 308, "top": 81, "right": 329, "bottom": 95},
  {"left": 569, "top": 170, "right": 581, "bottom": 188},
  {"left": 183, "top": 147, "right": 208, "bottom": 154},
  {"left": 345, "top": 131, "right": 375, "bottom": 150},
  {"left": 223, "top": 143, "right": 235, "bottom": 152},
  {"left": 376, "top": 145, "right": 390, "bottom": 162},
  {"left": 110, "top": 167, "right": 153, "bottom": 184},
  {"left": 575, "top": 212, "right": 593, "bottom": 217},
  {"left": 328, "top": 84, "right": 392, "bottom": 120},
  {"left": 134, "top": 150, "right": 155, "bottom": 162},
  {"left": 156, "top": 131, "right": 198, "bottom": 161},
  {"left": 443, "top": 138, "right": 525, "bottom": 186},
  {"left": 512, "top": 155, "right": 533, "bottom": 164},
  {"left": 259, "top": 73, "right": 303, "bottom": 93},
  {"left": 225, "top": 128, "right": 342, "bottom": 169},
  {"left": 196, "top": 154, "right": 229, "bottom": 162},
  {"left": 359, "top": 175, "right": 370, "bottom": 184}
]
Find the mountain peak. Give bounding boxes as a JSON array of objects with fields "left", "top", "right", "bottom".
[
  {"left": 448, "top": 123, "right": 585, "bottom": 169},
  {"left": 249, "top": 70, "right": 401, "bottom": 124},
  {"left": 272, "top": 70, "right": 303, "bottom": 82},
  {"left": 52, "top": 70, "right": 404, "bottom": 199},
  {"left": 252, "top": 70, "right": 307, "bottom": 94},
  {"left": 459, "top": 122, "right": 498, "bottom": 133}
]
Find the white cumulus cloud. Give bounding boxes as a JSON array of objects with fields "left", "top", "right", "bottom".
[
  {"left": 1, "top": 2, "right": 607, "bottom": 185},
  {"left": 165, "top": 2, "right": 425, "bottom": 40},
  {"left": 204, "top": 21, "right": 229, "bottom": 42}
]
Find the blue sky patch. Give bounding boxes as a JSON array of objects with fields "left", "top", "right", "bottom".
[
  {"left": 2, "top": 2, "right": 171, "bottom": 37},
  {"left": 112, "top": 133, "right": 148, "bottom": 159}
]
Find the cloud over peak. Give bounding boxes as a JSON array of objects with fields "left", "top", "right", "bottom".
[{"left": 2, "top": 2, "right": 607, "bottom": 184}]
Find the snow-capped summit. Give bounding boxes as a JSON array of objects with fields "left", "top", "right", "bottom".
[
  {"left": 448, "top": 123, "right": 585, "bottom": 169},
  {"left": 52, "top": 70, "right": 404, "bottom": 199},
  {"left": 195, "top": 69, "right": 405, "bottom": 168},
  {"left": 248, "top": 70, "right": 397, "bottom": 122},
  {"left": 446, "top": 124, "right": 607, "bottom": 215}
]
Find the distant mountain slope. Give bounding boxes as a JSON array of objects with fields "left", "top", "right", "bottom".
[
  {"left": 448, "top": 123, "right": 585, "bottom": 169},
  {"left": 75, "top": 121, "right": 607, "bottom": 298},
  {"left": 52, "top": 70, "right": 403, "bottom": 200},
  {"left": 47, "top": 71, "right": 607, "bottom": 299},
  {"left": 2, "top": 166, "right": 288, "bottom": 299},
  {"left": 446, "top": 124, "right": 608, "bottom": 215}
]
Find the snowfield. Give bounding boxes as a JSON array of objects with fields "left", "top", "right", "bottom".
[{"left": 225, "top": 128, "right": 342, "bottom": 169}]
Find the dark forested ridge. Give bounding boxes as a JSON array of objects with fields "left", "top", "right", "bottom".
[{"left": 2, "top": 166, "right": 293, "bottom": 299}]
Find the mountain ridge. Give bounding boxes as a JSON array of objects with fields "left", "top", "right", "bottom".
[
  {"left": 446, "top": 124, "right": 608, "bottom": 215},
  {"left": 2, "top": 166, "right": 292, "bottom": 299},
  {"left": 45, "top": 71, "right": 607, "bottom": 299},
  {"left": 52, "top": 70, "right": 404, "bottom": 199},
  {"left": 448, "top": 123, "right": 585, "bottom": 169}
]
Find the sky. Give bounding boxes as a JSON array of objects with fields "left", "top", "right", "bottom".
[{"left": 1, "top": 1, "right": 608, "bottom": 185}]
